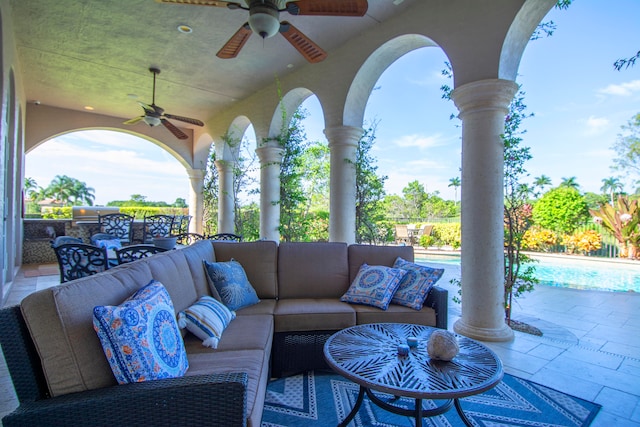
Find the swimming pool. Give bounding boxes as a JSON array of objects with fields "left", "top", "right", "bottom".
[{"left": 416, "top": 253, "right": 640, "bottom": 293}]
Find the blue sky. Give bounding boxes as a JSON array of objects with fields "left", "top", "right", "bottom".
[{"left": 26, "top": 0, "right": 640, "bottom": 205}]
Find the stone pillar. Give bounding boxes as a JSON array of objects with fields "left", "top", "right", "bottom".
[
  {"left": 187, "top": 169, "right": 205, "bottom": 234},
  {"left": 256, "top": 144, "right": 284, "bottom": 242},
  {"left": 324, "top": 126, "right": 363, "bottom": 244},
  {"left": 215, "top": 160, "right": 235, "bottom": 234},
  {"left": 451, "top": 79, "right": 518, "bottom": 342}
]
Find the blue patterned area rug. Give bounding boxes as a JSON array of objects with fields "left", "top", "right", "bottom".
[{"left": 261, "top": 370, "right": 600, "bottom": 427}]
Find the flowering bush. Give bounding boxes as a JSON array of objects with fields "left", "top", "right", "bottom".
[
  {"left": 562, "top": 230, "right": 602, "bottom": 255},
  {"left": 522, "top": 227, "right": 558, "bottom": 251}
]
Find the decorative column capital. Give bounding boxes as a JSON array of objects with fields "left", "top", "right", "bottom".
[
  {"left": 451, "top": 79, "right": 518, "bottom": 118},
  {"left": 187, "top": 168, "right": 205, "bottom": 181},
  {"left": 324, "top": 126, "right": 363, "bottom": 148},
  {"left": 214, "top": 159, "right": 233, "bottom": 174},
  {"left": 255, "top": 145, "right": 284, "bottom": 164}
]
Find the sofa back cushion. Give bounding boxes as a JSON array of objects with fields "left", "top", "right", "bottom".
[
  {"left": 212, "top": 240, "right": 278, "bottom": 299},
  {"left": 21, "top": 260, "right": 154, "bottom": 397},
  {"left": 348, "top": 244, "right": 414, "bottom": 283},
  {"left": 278, "top": 242, "right": 349, "bottom": 299}
]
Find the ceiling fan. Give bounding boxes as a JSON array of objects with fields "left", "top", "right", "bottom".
[
  {"left": 123, "top": 67, "right": 204, "bottom": 140},
  {"left": 156, "top": 0, "right": 368, "bottom": 63}
]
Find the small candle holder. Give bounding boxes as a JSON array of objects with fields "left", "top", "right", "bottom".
[
  {"left": 397, "top": 344, "right": 410, "bottom": 356},
  {"left": 407, "top": 336, "right": 418, "bottom": 348}
]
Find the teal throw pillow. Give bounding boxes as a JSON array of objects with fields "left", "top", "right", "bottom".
[
  {"left": 203, "top": 259, "right": 260, "bottom": 311},
  {"left": 177, "top": 296, "right": 236, "bottom": 348},
  {"left": 340, "top": 264, "right": 406, "bottom": 310},
  {"left": 93, "top": 280, "right": 189, "bottom": 384},
  {"left": 391, "top": 257, "right": 444, "bottom": 310}
]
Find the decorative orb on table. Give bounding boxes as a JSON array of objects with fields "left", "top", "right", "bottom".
[{"left": 427, "top": 330, "right": 459, "bottom": 361}]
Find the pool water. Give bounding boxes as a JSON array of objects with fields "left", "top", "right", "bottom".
[{"left": 416, "top": 254, "right": 640, "bottom": 293}]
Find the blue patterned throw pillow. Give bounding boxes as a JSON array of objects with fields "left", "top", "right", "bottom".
[
  {"left": 95, "top": 238, "right": 122, "bottom": 251},
  {"left": 93, "top": 280, "right": 189, "bottom": 384},
  {"left": 391, "top": 257, "right": 444, "bottom": 310},
  {"left": 340, "top": 264, "right": 407, "bottom": 310},
  {"left": 177, "top": 296, "right": 236, "bottom": 348},
  {"left": 203, "top": 259, "right": 260, "bottom": 311}
]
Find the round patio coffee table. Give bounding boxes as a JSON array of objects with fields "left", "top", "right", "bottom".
[{"left": 323, "top": 323, "right": 503, "bottom": 427}]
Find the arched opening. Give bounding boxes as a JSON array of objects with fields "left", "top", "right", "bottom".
[{"left": 25, "top": 130, "right": 190, "bottom": 210}]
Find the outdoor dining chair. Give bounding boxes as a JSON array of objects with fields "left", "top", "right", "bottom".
[
  {"left": 207, "top": 233, "right": 242, "bottom": 242},
  {"left": 173, "top": 232, "right": 205, "bottom": 246},
  {"left": 97, "top": 213, "right": 134, "bottom": 245},
  {"left": 53, "top": 243, "right": 109, "bottom": 283},
  {"left": 115, "top": 244, "right": 168, "bottom": 264},
  {"left": 171, "top": 214, "right": 192, "bottom": 235},
  {"left": 142, "top": 214, "right": 174, "bottom": 243}
]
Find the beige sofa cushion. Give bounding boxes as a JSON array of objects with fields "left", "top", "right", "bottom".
[
  {"left": 274, "top": 299, "right": 356, "bottom": 332},
  {"left": 353, "top": 304, "right": 437, "bottom": 326},
  {"left": 348, "top": 244, "right": 414, "bottom": 283},
  {"left": 213, "top": 241, "right": 278, "bottom": 299},
  {"left": 184, "top": 314, "right": 273, "bottom": 354},
  {"left": 187, "top": 349, "right": 270, "bottom": 427},
  {"left": 181, "top": 240, "right": 217, "bottom": 298},
  {"left": 21, "top": 260, "right": 153, "bottom": 396},
  {"left": 278, "top": 242, "right": 349, "bottom": 299}
]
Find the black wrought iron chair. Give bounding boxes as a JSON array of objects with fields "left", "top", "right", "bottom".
[
  {"left": 142, "top": 214, "right": 175, "bottom": 243},
  {"left": 173, "top": 232, "right": 205, "bottom": 246},
  {"left": 171, "top": 214, "right": 192, "bottom": 235},
  {"left": 53, "top": 243, "right": 109, "bottom": 283},
  {"left": 115, "top": 245, "right": 168, "bottom": 265},
  {"left": 98, "top": 213, "right": 134, "bottom": 245},
  {"left": 207, "top": 233, "right": 243, "bottom": 242}
]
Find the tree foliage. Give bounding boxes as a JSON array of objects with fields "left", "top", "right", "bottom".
[
  {"left": 42, "top": 175, "right": 95, "bottom": 206},
  {"left": 532, "top": 186, "right": 589, "bottom": 233},
  {"left": 354, "top": 122, "right": 388, "bottom": 244},
  {"left": 611, "top": 113, "right": 640, "bottom": 186}
]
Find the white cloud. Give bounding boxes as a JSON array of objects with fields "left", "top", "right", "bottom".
[
  {"left": 583, "top": 115, "right": 610, "bottom": 135},
  {"left": 392, "top": 133, "right": 444, "bottom": 149},
  {"left": 598, "top": 80, "right": 640, "bottom": 96}
]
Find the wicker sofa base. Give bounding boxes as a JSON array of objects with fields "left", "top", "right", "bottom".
[{"left": 271, "top": 330, "right": 337, "bottom": 377}]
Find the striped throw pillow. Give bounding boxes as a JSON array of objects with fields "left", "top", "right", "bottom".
[{"left": 177, "top": 296, "right": 236, "bottom": 348}]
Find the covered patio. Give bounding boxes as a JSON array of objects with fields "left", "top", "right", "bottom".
[{"left": 0, "top": 0, "right": 559, "bottom": 344}]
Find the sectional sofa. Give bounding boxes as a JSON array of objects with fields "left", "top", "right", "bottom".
[{"left": 0, "top": 240, "right": 448, "bottom": 427}]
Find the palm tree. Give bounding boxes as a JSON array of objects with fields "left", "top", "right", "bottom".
[
  {"left": 24, "top": 177, "right": 39, "bottom": 200},
  {"left": 533, "top": 175, "right": 552, "bottom": 194},
  {"left": 560, "top": 176, "right": 580, "bottom": 190},
  {"left": 448, "top": 177, "right": 461, "bottom": 205},
  {"left": 601, "top": 177, "right": 624, "bottom": 205},
  {"left": 44, "top": 175, "right": 94, "bottom": 206}
]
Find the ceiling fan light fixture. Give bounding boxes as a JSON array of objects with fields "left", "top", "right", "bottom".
[
  {"left": 248, "top": 4, "right": 280, "bottom": 39},
  {"left": 143, "top": 115, "right": 162, "bottom": 127}
]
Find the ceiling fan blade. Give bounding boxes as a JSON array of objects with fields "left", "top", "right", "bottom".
[
  {"left": 279, "top": 22, "right": 327, "bottom": 63},
  {"left": 154, "top": 0, "right": 240, "bottom": 8},
  {"left": 123, "top": 116, "right": 144, "bottom": 125},
  {"left": 161, "top": 119, "right": 189, "bottom": 140},
  {"left": 217, "top": 23, "right": 252, "bottom": 59},
  {"left": 138, "top": 101, "right": 156, "bottom": 115},
  {"left": 289, "top": 0, "right": 367, "bottom": 16},
  {"left": 164, "top": 113, "right": 205, "bottom": 127}
]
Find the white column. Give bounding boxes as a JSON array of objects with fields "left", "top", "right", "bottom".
[
  {"left": 451, "top": 79, "right": 518, "bottom": 342},
  {"left": 325, "top": 126, "right": 363, "bottom": 244},
  {"left": 215, "top": 160, "right": 235, "bottom": 233},
  {"left": 187, "top": 169, "right": 205, "bottom": 234},
  {"left": 256, "top": 144, "right": 284, "bottom": 242}
]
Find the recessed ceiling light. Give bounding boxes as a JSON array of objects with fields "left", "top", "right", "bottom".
[
  {"left": 287, "top": 64, "right": 294, "bottom": 69},
  {"left": 84, "top": 105, "right": 94, "bottom": 111},
  {"left": 177, "top": 25, "right": 193, "bottom": 34},
  {"left": 127, "top": 93, "right": 138, "bottom": 99}
]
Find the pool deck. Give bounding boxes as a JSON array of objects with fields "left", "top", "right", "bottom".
[{"left": 2, "top": 260, "right": 640, "bottom": 426}]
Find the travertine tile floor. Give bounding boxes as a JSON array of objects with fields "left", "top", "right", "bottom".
[{"left": 1, "top": 262, "right": 639, "bottom": 426}]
